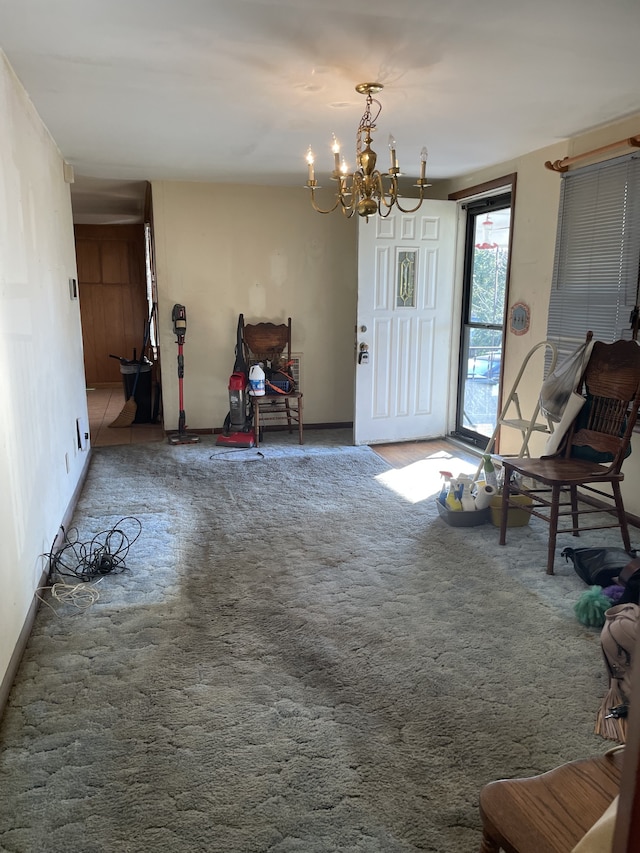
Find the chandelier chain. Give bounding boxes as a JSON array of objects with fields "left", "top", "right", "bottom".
[{"left": 356, "top": 93, "right": 382, "bottom": 160}]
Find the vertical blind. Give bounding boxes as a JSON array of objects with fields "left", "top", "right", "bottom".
[{"left": 547, "top": 153, "right": 640, "bottom": 363}]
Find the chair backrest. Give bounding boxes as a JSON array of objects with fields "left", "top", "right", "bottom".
[
  {"left": 567, "top": 339, "right": 640, "bottom": 471},
  {"left": 243, "top": 318, "right": 292, "bottom": 368}
]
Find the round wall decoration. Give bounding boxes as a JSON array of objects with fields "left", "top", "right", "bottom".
[{"left": 510, "top": 301, "right": 530, "bottom": 336}]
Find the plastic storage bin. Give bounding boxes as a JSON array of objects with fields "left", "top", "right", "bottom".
[
  {"left": 489, "top": 494, "right": 533, "bottom": 527},
  {"left": 436, "top": 501, "right": 491, "bottom": 527}
]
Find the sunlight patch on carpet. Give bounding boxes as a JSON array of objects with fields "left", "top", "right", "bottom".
[{"left": 375, "top": 451, "right": 478, "bottom": 504}]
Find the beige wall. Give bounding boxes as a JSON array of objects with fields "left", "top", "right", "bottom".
[
  {"left": 151, "top": 181, "right": 358, "bottom": 432},
  {"left": 440, "top": 113, "right": 640, "bottom": 515},
  {"left": 0, "top": 51, "right": 89, "bottom": 690}
]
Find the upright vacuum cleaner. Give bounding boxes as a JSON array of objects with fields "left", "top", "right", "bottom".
[
  {"left": 167, "top": 304, "right": 200, "bottom": 445},
  {"left": 216, "top": 313, "right": 256, "bottom": 448}
]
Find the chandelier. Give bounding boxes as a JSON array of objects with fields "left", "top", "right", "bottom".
[{"left": 305, "top": 83, "right": 430, "bottom": 220}]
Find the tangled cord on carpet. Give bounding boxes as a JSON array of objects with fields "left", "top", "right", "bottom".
[
  {"left": 36, "top": 517, "right": 142, "bottom": 614},
  {"left": 45, "top": 516, "right": 142, "bottom": 583},
  {"left": 36, "top": 580, "right": 103, "bottom": 615}
]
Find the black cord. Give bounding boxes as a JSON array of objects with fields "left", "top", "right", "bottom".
[
  {"left": 45, "top": 517, "right": 142, "bottom": 583},
  {"left": 209, "top": 449, "right": 265, "bottom": 461}
]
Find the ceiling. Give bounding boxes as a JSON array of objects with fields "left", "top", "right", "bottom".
[{"left": 2, "top": 0, "right": 640, "bottom": 221}]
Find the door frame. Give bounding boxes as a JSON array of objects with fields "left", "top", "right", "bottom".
[{"left": 447, "top": 174, "right": 518, "bottom": 447}]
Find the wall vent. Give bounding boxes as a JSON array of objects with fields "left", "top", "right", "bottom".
[{"left": 289, "top": 352, "right": 303, "bottom": 391}]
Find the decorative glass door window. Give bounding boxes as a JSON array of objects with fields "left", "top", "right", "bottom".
[{"left": 396, "top": 250, "right": 416, "bottom": 307}]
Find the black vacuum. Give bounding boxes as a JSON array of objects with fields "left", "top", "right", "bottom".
[{"left": 167, "top": 304, "right": 200, "bottom": 445}]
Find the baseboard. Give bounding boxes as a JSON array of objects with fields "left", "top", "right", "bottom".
[
  {"left": 576, "top": 490, "right": 640, "bottom": 530},
  {"left": 172, "top": 422, "right": 354, "bottom": 437},
  {"left": 0, "top": 448, "right": 93, "bottom": 719},
  {"left": 208, "top": 422, "right": 353, "bottom": 435}
]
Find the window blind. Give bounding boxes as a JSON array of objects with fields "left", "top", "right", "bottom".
[{"left": 547, "top": 153, "right": 640, "bottom": 364}]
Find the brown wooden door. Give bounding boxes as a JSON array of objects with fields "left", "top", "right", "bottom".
[{"left": 75, "top": 224, "right": 148, "bottom": 386}]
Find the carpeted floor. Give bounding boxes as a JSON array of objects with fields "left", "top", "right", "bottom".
[{"left": 0, "top": 434, "right": 633, "bottom": 852}]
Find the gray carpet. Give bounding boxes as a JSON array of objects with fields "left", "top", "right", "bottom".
[{"left": 0, "top": 434, "right": 631, "bottom": 853}]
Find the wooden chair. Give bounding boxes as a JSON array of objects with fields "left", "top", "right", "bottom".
[
  {"left": 242, "top": 317, "right": 303, "bottom": 448},
  {"left": 478, "top": 746, "right": 624, "bottom": 853},
  {"left": 499, "top": 339, "right": 640, "bottom": 574}
]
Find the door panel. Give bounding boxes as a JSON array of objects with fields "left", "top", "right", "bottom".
[
  {"left": 355, "top": 201, "right": 457, "bottom": 445},
  {"left": 75, "top": 225, "right": 148, "bottom": 386}
]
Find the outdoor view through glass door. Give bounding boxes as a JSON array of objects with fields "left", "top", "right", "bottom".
[{"left": 455, "top": 193, "right": 511, "bottom": 447}]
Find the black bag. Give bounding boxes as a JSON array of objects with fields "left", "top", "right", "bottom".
[
  {"left": 562, "top": 546, "right": 636, "bottom": 587},
  {"left": 619, "top": 557, "right": 640, "bottom": 605}
]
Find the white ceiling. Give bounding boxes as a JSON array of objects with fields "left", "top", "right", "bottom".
[{"left": 2, "top": 0, "right": 640, "bottom": 221}]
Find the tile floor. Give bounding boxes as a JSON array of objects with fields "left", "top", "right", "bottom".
[{"left": 87, "top": 386, "right": 165, "bottom": 447}]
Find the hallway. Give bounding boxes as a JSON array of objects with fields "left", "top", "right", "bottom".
[{"left": 87, "top": 386, "right": 164, "bottom": 447}]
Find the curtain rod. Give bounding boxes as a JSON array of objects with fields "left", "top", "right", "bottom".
[{"left": 545, "top": 134, "right": 640, "bottom": 173}]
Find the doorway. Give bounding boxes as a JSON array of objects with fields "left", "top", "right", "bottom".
[
  {"left": 453, "top": 192, "right": 512, "bottom": 448},
  {"left": 74, "top": 221, "right": 162, "bottom": 436}
]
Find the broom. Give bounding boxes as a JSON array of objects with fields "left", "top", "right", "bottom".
[
  {"left": 108, "top": 359, "right": 143, "bottom": 427},
  {"left": 109, "top": 307, "right": 154, "bottom": 428}
]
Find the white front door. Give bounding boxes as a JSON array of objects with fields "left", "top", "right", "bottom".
[{"left": 354, "top": 201, "right": 457, "bottom": 445}]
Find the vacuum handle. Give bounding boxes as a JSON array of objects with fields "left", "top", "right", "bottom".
[{"left": 172, "top": 304, "right": 187, "bottom": 342}]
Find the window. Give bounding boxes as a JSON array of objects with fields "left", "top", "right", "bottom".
[
  {"left": 454, "top": 193, "right": 512, "bottom": 447},
  {"left": 547, "top": 154, "right": 640, "bottom": 362}
]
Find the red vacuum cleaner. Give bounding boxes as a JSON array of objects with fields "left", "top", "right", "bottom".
[
  {"left": 216, "top": 313, "right": 256, "bottom": 448},
  {"left": 168, "top": 304, "right": 200, "bottom": 445}
]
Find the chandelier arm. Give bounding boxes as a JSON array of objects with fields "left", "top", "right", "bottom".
[
  {"left": 372, "top": 173, "right": 396, "bottom": 209},
  {"left": 337, "top": 176, "right": 356, "bottom": 216},
  {"left": 307, "top": 188, "right": 342, "bottom": 215},
  {"left": 394, "top": 189, "right": 427, "bottom": 214}
]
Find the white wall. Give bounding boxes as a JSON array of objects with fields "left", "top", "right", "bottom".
[
  {"left": 441, "top": 113, "right": 640, "bottom": 516},
  {"left": 151, "top": 181, "right": 358, "bottom": 431},
  {"left": 0, "top": 52, "right": 89, "bottom": 688}
]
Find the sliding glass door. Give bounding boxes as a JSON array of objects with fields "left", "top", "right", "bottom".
[{"left": 454, "top": 193, "right": 512, "bottom": 447}]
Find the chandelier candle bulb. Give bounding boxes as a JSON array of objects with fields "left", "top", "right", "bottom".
[
  {"left": 420, "top": 147, "right": 428, "bottom": 181},
  {"left": 332, "top": 134, "right": 341, "bottom": 173},
  {"left": 306, "top": 147, "right": 315, "bottom": 182},
  {"left": 388, "top": 134, "right": 398, "bottom": 171}
]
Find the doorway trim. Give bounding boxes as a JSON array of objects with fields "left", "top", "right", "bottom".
[{"left": 447, "top": 174, "right": 518, "bottom": 448}]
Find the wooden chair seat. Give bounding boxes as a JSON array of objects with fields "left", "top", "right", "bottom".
[
  {"left": 507, "top": 456, "right": 625, "bottom": 486},
  {"left": 479, "top": 747, "right": 624, "bottom": 853}
]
